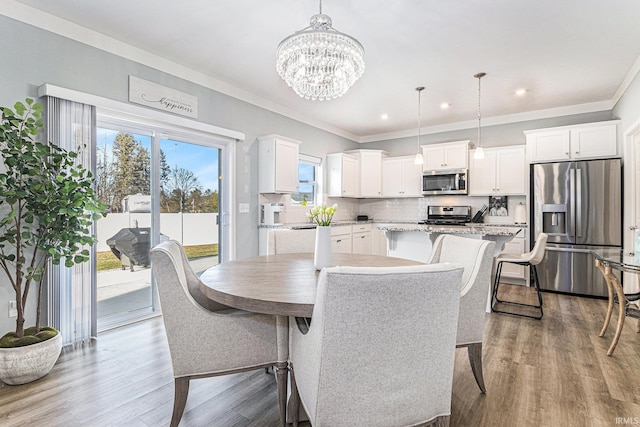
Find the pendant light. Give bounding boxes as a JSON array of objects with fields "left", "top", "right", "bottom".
[
  {"left": 414, "top": 86, "right": 425, "bottom": 165},
  {"left": 474, "top": 72, "right": 486, "bottom": 160}
]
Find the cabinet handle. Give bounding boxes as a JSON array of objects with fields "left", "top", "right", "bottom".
[
  {"left": 575, "top": 151, "right": 579, "bottom": 154},
  {"left": 565, "top": 152, "right": 569, "bottom": 155}
]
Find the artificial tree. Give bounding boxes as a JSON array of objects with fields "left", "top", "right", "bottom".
[{"left": 0, "top": 98, "right": 105, "bottom": 346}]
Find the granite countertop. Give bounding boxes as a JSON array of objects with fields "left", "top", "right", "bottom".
[
  {"left": 259, "top": 220, "right": 373, "bottom": 230},
  {"left": 375, "top": 223, "right": 523, "bottom": 237},
  {"left": 259, "top": 220, "right": 526, "bottom": 236}
]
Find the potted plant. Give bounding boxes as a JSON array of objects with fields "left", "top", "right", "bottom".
[{"left": 0, "top": 98, "right": 105, "bottom": 385}]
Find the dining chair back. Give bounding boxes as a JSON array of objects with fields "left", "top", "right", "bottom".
[
  {"left": 427, "top": 234, "right": 495, "bottom": 393},
  {"left": 150, "top": 240, "right": 283, "bottom": 427},
  {"left": 289, "top": 263, "right": 464, "bottom": 427}
]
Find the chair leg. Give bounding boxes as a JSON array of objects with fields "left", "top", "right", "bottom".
[
  {"left": 289, "top": 365, "right": 300, "bottom": 427},
  {"left": 491, "top": 261, "right": 504, "bottom": 308},
  {"left": 171, "top": 377, "right": 190, "bottom": 427},
  {"left": 491, "top": 262, "right": 543, "bottom": 320},
  {"left": 467, "top": 342, "right": 486, "bottom": 394}
]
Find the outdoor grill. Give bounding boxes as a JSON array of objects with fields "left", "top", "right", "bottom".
[{"left": 107, "top": 228, "right": 167, "bottom": 271}]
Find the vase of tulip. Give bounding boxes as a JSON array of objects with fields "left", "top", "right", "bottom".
[{"left": 307, "top": 204, "right": 338, "bottom": 270}]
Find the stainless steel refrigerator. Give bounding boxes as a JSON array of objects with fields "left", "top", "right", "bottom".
[{"left": 532, "top": 159, "right": 622, "bottom": 297}]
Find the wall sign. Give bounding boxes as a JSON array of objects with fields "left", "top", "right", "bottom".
[{"left": 128, "top": 76, "right": 198, "bottom": 118}]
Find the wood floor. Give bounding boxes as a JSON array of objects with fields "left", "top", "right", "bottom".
[{"left": 1, "top": 285, "right": 639, "bottom": 426}]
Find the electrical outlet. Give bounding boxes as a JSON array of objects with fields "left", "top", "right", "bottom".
[{"left": 8, "top": 301, "right": 17, "bottom": 318}]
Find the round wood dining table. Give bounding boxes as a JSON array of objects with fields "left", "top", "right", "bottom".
[
  {"left": 199, "top": 252, "right": 423, "bottom": 318},
  {"left": 199, "top": 252, "right": 422, "bottom": 427}
]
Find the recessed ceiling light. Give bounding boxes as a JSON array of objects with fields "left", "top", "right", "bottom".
[
  {"left": 515, "top": 88, "right": 527, "bottom": 96},
  {"left": 440, "top": 103, "right": 450, "bottom": 109},
  {"left": 380, "top": 113, "right": 389, "bottom": 120}
]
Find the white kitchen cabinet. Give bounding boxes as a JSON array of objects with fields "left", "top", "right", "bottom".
[
  {"left": 381, "top": 156, "right": 422, "bottom": 197},
  {"left": 351, "top": 223, "right": 372, "bottom": 255},
  {"left": 326, "top": 153, "right": 357, "bottom": 197},
  {"left": 331, "top": 225, "right": 352, "bottom": 253},
  {"left": 570, "top": 125, "right": 617, "bottom": 159},
  {"left": 346, "top": 149, "right": 387, "bottom": 198},
  {"left": 525, "top": 121, "right": 619, "bottom": 163},
  {"left": 258, "top": 135, "right": 301, "bottom": 193},
  {"left": 422, "top": 140, "right": 469, "bottom": 171},
  {"left": 469, "top": 146, "right": 526, "bottom": 195}
]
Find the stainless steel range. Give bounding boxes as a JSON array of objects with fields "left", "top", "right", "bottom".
[{"left": 421, "top": 206, "right": 471, "bottom": 225}]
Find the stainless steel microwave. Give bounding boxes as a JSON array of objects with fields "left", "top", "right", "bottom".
[{"left": 422, "top": 169, "right": 468, "bottom": 195}]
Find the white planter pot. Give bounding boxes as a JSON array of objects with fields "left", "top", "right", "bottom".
[
  {"left": 0, "top": 332, "right": 62, "bottom": 385},
  {"left": 314, "top": 226, "right": 332, "bottom": 270}
]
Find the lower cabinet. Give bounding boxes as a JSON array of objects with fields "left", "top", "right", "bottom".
[
  {"left": 331, "top": 225, "right": 353, "bottom": 254},
  {"left": 351, "top": 223, "right": 372, "bottom": 255}
]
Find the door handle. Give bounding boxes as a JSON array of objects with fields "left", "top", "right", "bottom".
[
  {"left": 576, "top": 168, "right": 582, "bottom": 238},
  {"left": 569, "top": 169, "right": 576, "bottom": 238},
  {"left": 545, "top": 247, "right": 594, "bottom": 254}
]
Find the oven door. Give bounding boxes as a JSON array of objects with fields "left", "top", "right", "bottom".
[{"left": 422, "top": 169, "right": 467, "bottom": 195}]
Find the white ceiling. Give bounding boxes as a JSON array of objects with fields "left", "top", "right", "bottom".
[{"left": 9, "top": 0, "right": 640, "bottom": 142}]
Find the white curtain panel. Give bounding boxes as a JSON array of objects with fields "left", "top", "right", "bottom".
[{"left": 45, "top": 97, "right": 97, "bottom": 346}]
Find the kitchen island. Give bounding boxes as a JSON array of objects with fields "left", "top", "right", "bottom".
[{"left": 376, "top": 223, "right": 524, "bottom": 262}]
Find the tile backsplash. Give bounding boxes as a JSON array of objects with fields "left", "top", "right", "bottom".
[{"left": 259, "top": 194, "right": 527, "bottom": 224}]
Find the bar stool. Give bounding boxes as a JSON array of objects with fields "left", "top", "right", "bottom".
[{"left": 492, "top": 233, "right": 548, "bottom": 319}]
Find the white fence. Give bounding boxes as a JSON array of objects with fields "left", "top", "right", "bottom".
[{"left": 96, "top": 212, "right": 218, "bottom": 252}]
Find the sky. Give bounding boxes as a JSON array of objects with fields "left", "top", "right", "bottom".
[{"left": 96, "top": 127, "right": 220, "bottom": 192}]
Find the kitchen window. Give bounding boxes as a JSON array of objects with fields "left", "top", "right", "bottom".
[{"left": 291, "top": 154, "right": 321, "bottom": 206}]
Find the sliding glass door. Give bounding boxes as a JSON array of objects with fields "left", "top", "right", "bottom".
[{"left": 95, "top": 121, "right": 222, "bottom": 330}]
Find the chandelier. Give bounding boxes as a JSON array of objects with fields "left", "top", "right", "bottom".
[{"left": 276, "top": 0, "right": 365, "bottom": 101}]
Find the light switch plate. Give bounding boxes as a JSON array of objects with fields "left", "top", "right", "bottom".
[
  {"left": 8, "top": 301, "right": 17, "bottom": 318},
  {"left": 238, "top": 203, "right": 250, "bottom": 213}
]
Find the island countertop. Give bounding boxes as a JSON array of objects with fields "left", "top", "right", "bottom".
[{"left": 375, "top": 223, "right": 523, "bottom": 237}]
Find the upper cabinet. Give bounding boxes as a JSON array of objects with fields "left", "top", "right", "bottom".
[
  {"left": 258, "top": 135, "right": 301, "bottom": 193},
  {"left": 469, "top": 146, "right": 526, "bottom": 195},
  {"left": 326, "top": 153, "right": 358, "bottom": 197},
  {"left": 525, "top": 121, "right": 619, "bottom": 163},
  {"left": 381, "top": 156, "right": 422, "bottom": 197},
  {"left": 345, "top": 149, "right": 388, "bottom": 198},
  {"left": 422, "top": 140, "right": 469, "bottom": 171}
]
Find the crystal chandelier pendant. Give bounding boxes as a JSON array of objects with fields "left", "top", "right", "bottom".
[{"left": 276, "top": 3, "right": 365, "bottom": 101}]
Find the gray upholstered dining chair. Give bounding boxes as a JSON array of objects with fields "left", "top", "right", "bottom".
[
  {"left": 289, "top": 263, "right": 464, "bottom": 427},
  {"left": 427, "top": 234, "right": 495, "bottom": 394},
  {"left": 149, "top": 240, "right": 284, "bottom": 427}
]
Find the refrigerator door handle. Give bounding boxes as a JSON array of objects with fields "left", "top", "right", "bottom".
[
  {"left": 569, "top": 168, "right": 576, "bottom": 238},
  {"left": 545, "top": 246, "right": 594, "bottom": 254},
  {"left": 576, "top": 168, "right": 582, "bottom": 238}
]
